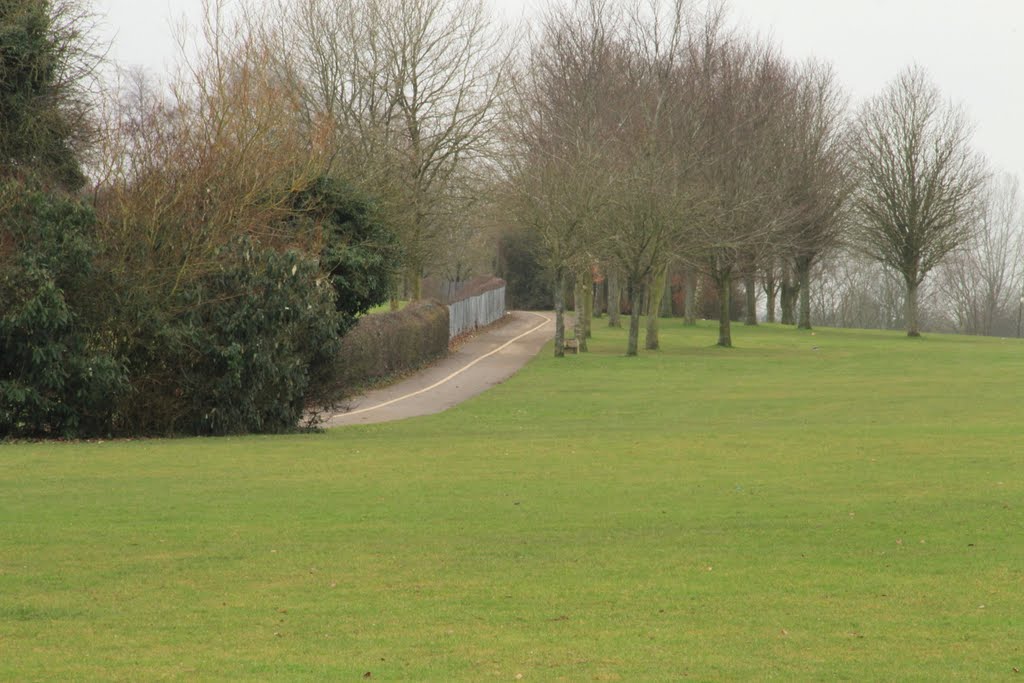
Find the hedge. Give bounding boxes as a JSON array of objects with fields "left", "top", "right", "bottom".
[{"left": 334, "top": 300, "right": 449, "bottom": 390}]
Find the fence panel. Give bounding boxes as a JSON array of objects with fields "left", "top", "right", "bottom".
[{"left": 448, "top": 282, "right": 506, "bottom": 339}]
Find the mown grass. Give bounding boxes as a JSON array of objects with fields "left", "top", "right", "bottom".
[{"left": 3, "top": 320, "right": 1024, "bottom": 680}]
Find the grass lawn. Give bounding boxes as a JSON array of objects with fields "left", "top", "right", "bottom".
[{"left": 3, "top": 320, "right": 1024, "bottom": 680}]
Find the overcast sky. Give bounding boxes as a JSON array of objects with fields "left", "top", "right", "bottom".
[{"left": 96, "top": 0, "right": 1024, "bottom": 181}]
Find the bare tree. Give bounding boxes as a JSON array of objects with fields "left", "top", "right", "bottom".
[
  {"left": 779, "top": 60, "right": 851, "bottom": 330},
  {"left": 810, "top": 252, "right": 905, "bottom": 330},
  {"left": 502, "top": 0, "right": 617, "bottom": 356},
  {"left": 850, "top": 65, "right": 987, "bottom": 337},
  {"left": 759, "top": 256, "right": 780, "bottom": 322},
  {"left": 606, "top": 0, "right": 695, "bottom": 355},
  {"left": 93, "top": 0, "right": 328, "bottom": 306},
  {"left": 274, "top": 0, "right": 512, "bottom": 299},
  {"left": 936, "top": 173, "right": 1024, "bottom": 336},
  {"left": 689, "top": 35, "right": 792, "bottom": 347}
]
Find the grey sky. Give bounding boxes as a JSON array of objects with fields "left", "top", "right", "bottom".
[{"left": 96, "top": 0, "right": 1024, "bottom": 180}]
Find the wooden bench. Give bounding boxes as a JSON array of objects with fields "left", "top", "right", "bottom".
[{"left": 563, "top": 338, "right": 579, "bottom": 354}]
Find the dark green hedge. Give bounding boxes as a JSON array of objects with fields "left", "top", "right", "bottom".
[
  {"left": 2, "top": 172, "right": 401, "bottom": 438},
  {"left": 158, "top": 236, "right": 342, "bottom": 436},
  {"left": 334, "top": 301, "right": 449, "bottom": 390},
  {"left": 0, "top": 181, "right": 127, "bottom": 438}
]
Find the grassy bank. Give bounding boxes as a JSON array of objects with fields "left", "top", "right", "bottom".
[{"left": 3, "top": 321, "right": 1023, "bottom": 680}]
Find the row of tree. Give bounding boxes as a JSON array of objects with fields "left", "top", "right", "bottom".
[{"left": 502, "top": 0, "right": 991, "bottom": 356}]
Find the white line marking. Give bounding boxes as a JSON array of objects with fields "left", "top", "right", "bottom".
[{"left": 333, "top": 312, "right": 551, "bottom": 419}]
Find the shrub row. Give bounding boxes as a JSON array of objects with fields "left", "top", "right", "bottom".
[
  {"left": 1, "top": 175, "right": 401, "bottom": 439},
  {"left": 0, "top": 184, "right": 344, "bottom": 438},
  {"left": 333, "top": 301, "right": 449, "bottom": 390}
]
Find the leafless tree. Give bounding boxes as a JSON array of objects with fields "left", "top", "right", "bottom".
[
  {"left": 93, "top": 0, "right": 327, "bottom": 303},
  {"left": 778, "top": 60, "right": 851, "bottom": 330},
  {"left": 850, "top": 65, "right": 987, "bottom": 337},
  {"left": 811, "top": 251, "right": 908, "bottom": 330},
  {"left": 275, "top": 0, "right": 512, "bottom": 300},
  {"left": 936, "top": 173, "right": 1024, "bottom": 336},
  {"left": 759, "top": 256, "right": 780, "bottom": 322},
  {"left": 688, "top": 33, "right": 792, "bottom": 347},
  {"left": 608, "top": 0, "right": 696, "bottom": 355},
  {"left": 501, "top": 0, "right": 618, "bottom": 356}
]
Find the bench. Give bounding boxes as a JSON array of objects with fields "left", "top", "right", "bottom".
[{"left": 563, "top": 338, "right": 579, "bottom": 354}]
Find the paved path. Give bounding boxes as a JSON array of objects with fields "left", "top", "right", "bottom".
[{"left": 323, "top": 311, "right": 553, "bottom": 427}]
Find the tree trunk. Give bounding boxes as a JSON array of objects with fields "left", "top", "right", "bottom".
[
  {"left": 408, "top": 267, "right": 422, "bottom": 300},
  {"left": 764, "top": 284, "right": 776, "bottom": 323},
  {"left": 717, "top": 273, "right": 732, "bottom": 347},
  {"left": 389, "top": 270, "right": 403, "bottom": 310},
  {"left": 683, "top": 267, "right": 697, "bottom": 326},
  {"left": 554, "top": 269, "right": 567, "bottom": 356},
  {"left": 744, "top": 273, "right": 758, "bottom": 325},
  {"left": 593, "top": 279, "right": 603, "bottom": 319},
  {"left": 583, "top": 273, "right": 593, "bottom": 339},
  {"left": 646, "top": 266, "right": 668, "bottom": 350},
  {"left": 574, "top": 274, "right": 588, "bottom": 352},
  {"left": 627, "top": 280, "right": 643, "bottom": 356},
  {"left": 905, "top": 280, "right": 921, "bottom": 337},
  {"left": 660, "top": 269, "right": 673, "bottom": 317},
  {"left": 797, "top": 256, "right": 812, "bottom": 330},
  {"left": 608, "top": 268, "right": 622, "bottom": 328},
  {"left": 780, "top": 266, "right": 798, "bottom": 325}
]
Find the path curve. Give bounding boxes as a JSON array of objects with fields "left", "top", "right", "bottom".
[{"left": 323, "top": 310, "right": 553, "bottom": 427}]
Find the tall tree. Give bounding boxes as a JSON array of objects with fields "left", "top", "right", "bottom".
[
  {"left": 936, "top": 173, "right": 1024, "bottom": 336},
  {"left": 689, "top": 36, "right": 791, "bottom": 347},
  {"left": 503, "top": 0, "right": 617, "bottom": 357},
  {"left": 851, "top": 66, "right": 987, "bottom": 337},
  {"left": 608, "top": 0, "right": 695, "bottom": 356},
  {"left": 780, "top": 60, "right": 851, "bottom": 331},
  {"left": 0, "top": 0, "right": 103, "bottom": 188},
  {"left": 277, "top": 0, "right": 511, "bottom": 299}
]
